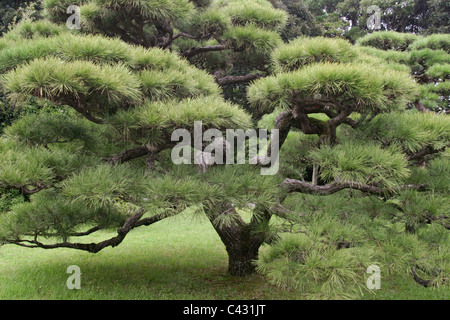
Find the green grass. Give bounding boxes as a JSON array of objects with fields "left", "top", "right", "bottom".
[
  {"left": 0, "top": 213, "right": 291, "bottom": 300},
  {"left": 0, "top": 212, "right": 447, "bottom": 300},
  {"left": 366, "top": 275, "right": 449, "bottom": 300}
]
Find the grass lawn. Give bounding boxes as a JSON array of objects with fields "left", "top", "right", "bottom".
[{"left": 0, "top": 212, "right": 447, "bottom": 300}]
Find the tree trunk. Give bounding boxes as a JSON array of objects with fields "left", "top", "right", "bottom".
[
  {"left": 226, "top": 239, "right": 261, "bottom": 277},
  {"left": 214, "top": 223, "right": 265, "bottom": 277},
  {"left": 207, "top": 208, "right": 267, "bottom": 277}
]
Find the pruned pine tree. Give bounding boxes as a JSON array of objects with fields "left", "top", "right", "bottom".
[
  {"left": 356, "top": 31, "right": 450, "bottom": 113},
  {"left": 42, "top": 0, "right": 287, "bottom": 88},
  {"left": 0, "top": 0, "right": 290, "bottom": 277},
  {"left": 0, "top": 9, "right": 449, "bottom": 287},
  {"left": 0, "top": 21, "right": 283, "bottom": 276},
  {"left": 247, "top": 36, "right": 449, "bottom": 293},
  {"left": 250, "top": 36, "right": 420, "bottom": 148}
]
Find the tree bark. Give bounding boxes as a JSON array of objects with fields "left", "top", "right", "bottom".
[
  {"left": 8, "top": 208, "right": 164, "bottom": 253},
  {"left": 215, "top": 73, "right": 263, "bottom": 86},
  {"left": 180, "top": 44, "right": 226, "bottom": 58},
  {"left": 106, "top": 147, "right": 149, "bottom": 165},
  {"left": 414, "top": 100, "right": 431, "bottom": 113},
  {"left": 283, "top": 179, "right": 428, "bottom": 196},
  {"left": 226, "top": 241, "right": 261, "bottom": 277},
  {"left": 213, "top": 222, "right": 264, "bottom": 277},
  {"left": 206, "top": 206, "right": 268, "bottom": 277},
  {"left": 253, "top": 110, "right": 295, "bottom": 166}
]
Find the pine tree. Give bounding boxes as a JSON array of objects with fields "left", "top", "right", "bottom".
[
  {"left": 0, "top": 2, "right": 448, "bottom": 285},
  {"left": 0, "top": 1, "right": 287, "bottom": 277},
  {"left": 248, "top": 36, "right": 449, "bottom": 293},
  {"left": 42, "top": 0, "right": 287, "bottom": 88}
]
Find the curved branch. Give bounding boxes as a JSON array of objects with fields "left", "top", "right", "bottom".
[
  {"left": 411, "top": 266, "right": 447, "bottom": 288},
  {"left": 215, "top": 73, "right": 263, "bottom": 86},
  {"left": 283, "top": 179, "right": 429, "bottom": 196},
  {"left": 407, "top": 146, "right": 446, "bottom": 163},
  {"left": 0, "top": 182, "right": 50, "bottom": 196},
  {"left": 6, "top": 208, "right": 164, "bottom": 253},
  {"left": 283, "top": 179, "right": 386, "bottom": 196},
  {"left": 411, "top": 266, "right": 432, "bottom": 287},
  {"left": 291, "top": 109, "right": 323, "bottom": 135},
  {"left": 180, "top": 44, "right": 226, "bottom": 58},
  {"left": 105, "top": 147, "right": 150, "bottom": 165},
  {"left": 53, "top": 96, "right": 106, "bottom": 125}
]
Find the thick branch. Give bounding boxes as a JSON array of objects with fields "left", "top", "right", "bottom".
[
  {"left": 291, "top": 109, "right": 323, "bottom": 135},
  {"left": 253, "top": 110, "right": 295, "bottom": 166},
  {"left": 0, "top": 182, "right": 49, "bottom": 196},
  {"left": 411, "top": 266, "right": 433, "bottom": 287},
  {"left": 105, "top": 147, "right": 150, "bottom": 165},
  {"left": 283, "top": 179, "right": 429, "bottom": 196},
  {"left": 180, "top": 44, "right": 226, "bottom": 59},
  {"left": 215, "top": 73, "right": 263, "bottom": 86},
  {"left": 283, "top": 179, "right": 386, "bottom": 196},
  {"left": 323, "top": 108, "right": 353, "bottom": 144},
  {"left": 6, "top": 208, "right": 165, "bottom": 253}
]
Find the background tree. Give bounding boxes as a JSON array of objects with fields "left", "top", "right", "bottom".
[
  {"left": 247, "top": 36, "right": 449, "bottom": 295},
  {"left": 0, "top": 0, "right": 45, "bottom": 135},
  {"left": 425, "top": 0, "right": 450, "bottom": 34},
  {"left": 0, "top": 0, "right": 44, "bottom": 36},
  {"left": 298, "top": 0, "right": 449, "bottom": 42},
  {"left": 268, "top": 0, "right": 323, "bottom": 41},
  {"left": 357, "top": 0, "right": 449, "bottom": 34},
  {"left": 356, "top": 31, "right": 449, "bottom": 113}
]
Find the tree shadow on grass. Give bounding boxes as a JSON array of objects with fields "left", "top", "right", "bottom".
[{"left": 0, "top": 244, "right": 288, "bottom": 300}]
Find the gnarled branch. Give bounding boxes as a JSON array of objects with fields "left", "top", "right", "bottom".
[
  {"left": 6, "top": 208, "right": 164, "bottom": 253},
  {"left": 283, "top": 179, "right": 429, "bottom": 196},
  {"left": 407, "top": 146, "right": 446, "bottom": 163},
  {"left": 414, "top": 100, "right": 432, "bottom": 113},
  {"left": 283, "top": 179, "right": 386, "bottom": 196},
  {"left": 0, "top": 182, "right": 49, "bottom": 196},
  {"left": 411, "top": 265, "right": 447, "bottom": 288},
  {"left": 180, "top": 44, "right": 226, "bottom": 59},
  {"left": 105, "top": 147, "right": 150, "bottom": 165},
  {"left": 215, "top": 73, "right": 263, "bottom": 86}
]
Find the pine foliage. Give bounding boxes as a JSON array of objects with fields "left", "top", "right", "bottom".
[{"left": 0, "top": 1, "right": 448, "bottom": 296}]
